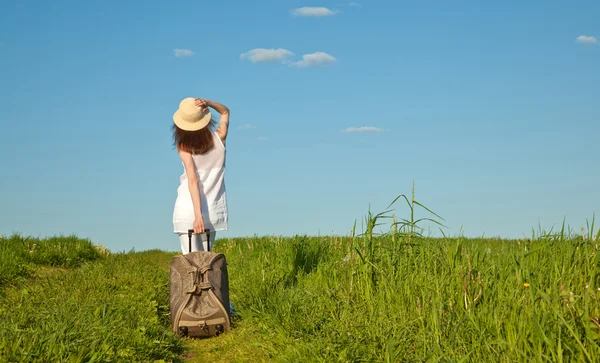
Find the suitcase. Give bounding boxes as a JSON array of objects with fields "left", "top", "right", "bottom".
[{"left": 169, "top": 228, "right": 231, "bottom": 338}]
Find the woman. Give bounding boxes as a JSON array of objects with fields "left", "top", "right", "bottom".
[{"left": 171, "top": 97, "right": 230, "bottom": 254}]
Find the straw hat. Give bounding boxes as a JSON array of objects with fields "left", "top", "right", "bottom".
[{"left": 172, "top": 97, "right": 212, "bottom": 131}]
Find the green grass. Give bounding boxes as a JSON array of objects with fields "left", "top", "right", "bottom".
[
  {"left": 0, "top": 233, "right": 104, "bottom": 289},
  {"left": 0, "top": 247, "right": 184, "bottom": 362},
  {"left": 1, "top": 187, "right": 599, "bottom": 362},
  {"left": 216, "top": 233, "right": 600, "bottom": 362}
]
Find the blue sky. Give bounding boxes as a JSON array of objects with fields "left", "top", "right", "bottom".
[{"left": 1, "top": 0, "right": 598, "bottom": 252}]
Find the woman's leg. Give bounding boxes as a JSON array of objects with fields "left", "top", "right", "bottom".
[
  {"left": 208, "top": 231, "right": 217, "bottom": 251},
  {"left": 178, "top": 231, "right": 217, "bottom": 254},
  {"left": 200, "top": 231, "right": 217, "bottom": 251},
  {"left": 178, "top": 232, "right": 201, "bottom": 254}
]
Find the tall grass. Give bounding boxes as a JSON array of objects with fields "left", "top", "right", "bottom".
[
  {"left": 0, "top": 234, "right": 104, "bottom": 289},
  {"left": 221, "top": 237, "right": 600, "bottom": 361},
  {"left": 1, "top": 186, "right": 599, "bottom": 362},
  {"left": 217, "top": 187, "right": 600, "bottom": 362},
  {"left": 0, "top": 249, "right": 184, "bottom": 362}
]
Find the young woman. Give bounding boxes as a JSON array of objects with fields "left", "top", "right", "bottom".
[{"left": 171, "top": 97, "right": 230, "bottom": 253}]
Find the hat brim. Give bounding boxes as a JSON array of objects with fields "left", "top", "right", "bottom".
[{"left": 173, "top": 109, "right": 212, "bottom": 131}]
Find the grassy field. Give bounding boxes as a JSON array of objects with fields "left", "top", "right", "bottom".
[
  {"left": 1, "top": 196, "right": 599, "bottom": 362},
  {"left": 0, "top": 235, "right": 184, "bottom": 362},
  {"left": 0, "top": 234, "right": 104, "bottom": 290}
]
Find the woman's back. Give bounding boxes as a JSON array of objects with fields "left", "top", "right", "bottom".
[
  {"left": 179, "top": 131, "right": 226, "bottom": 196},
  {"left": 173, "top": 131, "right": 228, "bottom": 233}
]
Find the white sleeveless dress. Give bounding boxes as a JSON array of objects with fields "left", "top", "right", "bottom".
[{"left": 173, "top": 131, "right": 228, "bottom": 234}]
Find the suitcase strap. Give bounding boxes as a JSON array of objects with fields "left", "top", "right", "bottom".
[
  {"left": 197, "top": 282, "right": 212, "bottom": 290},
  {"left": 185, "top": 266, "right": 213, "bottom": 294},
  {"left": 179, "top": 317, "right": 227, "bottom": 327}
]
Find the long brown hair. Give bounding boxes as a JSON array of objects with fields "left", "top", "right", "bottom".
[{"left": 172, "top": 119, "right": 217, "bottom": 155}]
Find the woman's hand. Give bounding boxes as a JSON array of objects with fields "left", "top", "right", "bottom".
[
  {"left": 193, "top": 215, "right": 205, "bottom": 234},
  {"left": 194, "top": 98, "right": 209, "bottom": 112}
]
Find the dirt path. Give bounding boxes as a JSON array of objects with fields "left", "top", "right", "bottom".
[{"left": 180, "top": 319, "right": 273, "bottom": 362}]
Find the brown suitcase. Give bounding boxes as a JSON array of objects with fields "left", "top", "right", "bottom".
[{"left": 169, "top": 229, "right": 231, "bottom": 338}]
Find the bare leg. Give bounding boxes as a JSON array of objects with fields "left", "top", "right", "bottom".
[{"left": 178, "top": 232, "right": 217, "bottom": 254}]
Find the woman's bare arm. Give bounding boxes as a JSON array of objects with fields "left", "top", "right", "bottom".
[
  {"left": 194, "top": 98, "right": 230, "bottom": 144},
  {"left": 178, "top": 148, "right": 204, "bottom": 233},
  {"left": 210, "top": 100, "right": 230, "bottom": 144}
]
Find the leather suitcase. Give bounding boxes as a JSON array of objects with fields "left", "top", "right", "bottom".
[{"left": 169, "top": 229, "right": 231, "bottom": 338}]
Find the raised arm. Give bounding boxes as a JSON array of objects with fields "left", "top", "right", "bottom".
[
  {"left": 178, "top": 147, "right": 204, "bottom": 233},
  {"left": 194, "top": 98, "right": 230, "bottom": 145}
]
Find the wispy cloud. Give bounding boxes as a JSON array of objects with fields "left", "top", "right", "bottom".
[
  {"left": 240, "top": 48, "right": 337, "bottom": 68},
  {"left": 174, "top": 49, "right": 194, "bottom": 57},
  {"left": 576, "top": 35, "right": 598, "bottom": 45},
  {"left": 291, "top": 7, "right": 338, "bottom": 17},
  {"left": 240, "top": 48, "right": 294, "bottom": 63},
  {"left": 289, "top": 52, "right": 337, "bottom": 68},
  {"left": 344, "top": 126, "right": 386, "bottom": 133},
  {"left": 348, "top": 2, "right": 361, "bottom": 7},
  {"left": 238, "top": 124, "right": 256, "bottom": 130}
]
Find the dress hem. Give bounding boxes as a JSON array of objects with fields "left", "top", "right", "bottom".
[{"left": 173, "top": 228, "right": 228, "bottom": 234}]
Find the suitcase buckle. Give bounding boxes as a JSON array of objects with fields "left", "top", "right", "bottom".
[{"left": 197, "top": 282, "right": 212, "bottom": 290}]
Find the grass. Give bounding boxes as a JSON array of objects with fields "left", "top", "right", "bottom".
[
  {"left": 1, "top": 185, "right": 599, "bottom": 362},
  {"left": 0, "top": 247, "right": 185, "bottom": 362},
  {"left": 0, "top": 233, "right": 104, "bottom": 290},
  {"left": 214, "top": 232, "right": 600, "bottom": 362}
]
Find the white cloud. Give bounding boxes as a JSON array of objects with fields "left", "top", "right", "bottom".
[
  {"left": 289, "top": 52, "right": 337, "bottom": 68},
  {"left": 291, "top": 7, "right": 338, "bottom": 17},
  {"left": 576, "top": 35, "right": 598, "bottom": 45},
  {"left": 240, "top": 49, "right": 337, "bottom": 68},
  {"left": 348, "top": 2, "right": 361, "bottom": 7},
  {"left": 238, "top": 124, "right": 256, "bottom": 130},
  {"left": 344, "top": 126, "right": 385, "bottom": 133},
  {"left": 174, "top": 49, "right": 194, "bottom": 57},
  {"left": 240, "top": 48, "right": 294, "bottom": 63}
]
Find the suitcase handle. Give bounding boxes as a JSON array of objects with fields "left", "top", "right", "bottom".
[{"left": 187, "top": 228, "right": 212, "bottom": 252}]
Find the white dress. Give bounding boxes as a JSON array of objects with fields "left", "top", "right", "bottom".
[{"left": 173, "top": 131, "right": 228, "bottom": 233}]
